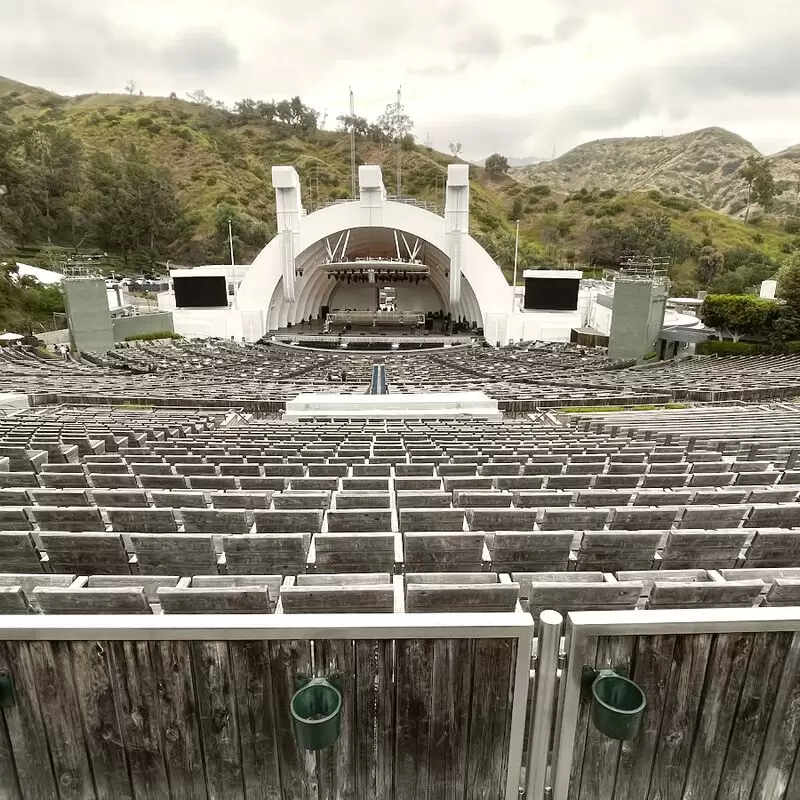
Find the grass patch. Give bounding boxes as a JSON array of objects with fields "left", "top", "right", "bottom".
[{"left": 559, "top": 403, "right": 689, "bottom": 413}]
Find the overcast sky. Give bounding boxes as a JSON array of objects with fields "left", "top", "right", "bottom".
[{"left": 2, "top": 0, "right": 799, "bottom": 160}]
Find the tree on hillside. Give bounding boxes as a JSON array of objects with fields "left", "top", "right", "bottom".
[
  {"left": 21, "top": 124, "right": 82, "bottom": 228},
  {"left": 697, "top": 245, "right": 724, "bottom": 285},
  {"left": 289, "top": 96, "right": 319, "bottom": 130},
  {"left": 579, "top": 221, "right": 625, "bottom": 266},
  {"left": 213, "top": 202, "right": 272, "bottom": 263},
  {"left": 484, "top": 153, "right": 508, "bottom": 178},
  {"left": 124, "top": 80, "right": 137, "bottom": 95},
  {"left": 275, "top": 99, "right": 292, "bottom": 124},
  {"left": 377, "top": 102, "right": 413, "bottom": 143},
  {"left": 185, "top": 89, "right": 228, "bottom": 111},
  {"left": 449, "top": 143, "right": 463, "bottom": 158},
  {"left": 739, "top": 156, "right": 776, "bottom": 222},
  {"left": 485, "top": 153, "right": 509, "bottom": 178},
  {"left": 624, "top": 212, "right": 671, "bottom": 255},
  {"left": 775, "top": 253, "right": 800, "bottom": 341},
  {"left": 701, "top": 294, "right": 779, "bottom": 342},
  {"left": 336, "top": 114, "right": 369, "bottom": 137},
  {"left": 73, "top": 146, "right": 187, "bottom": 267}
]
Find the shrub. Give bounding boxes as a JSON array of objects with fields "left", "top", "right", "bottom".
[
  {"left": 658, "top": 195, "right": 693, "bottom": 212},
  {"left": 783, "top": 218, "right": 800, "bottom": 235},
  {"left": 695, "top": 160, "right": 718, "bottom": 175},
  {"left": 701, "top": 294, "right": 779, "bottom": 341},
  {"left": 695, "top": 340, "right": 768, "bottom": 356}
]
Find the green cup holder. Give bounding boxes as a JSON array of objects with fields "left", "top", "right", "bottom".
[
  {"left": 583, "top": 667, "right": 646, "bottom": 741},
  {"left": 291, "top": 678, "right": 343, "bottom": 751}
]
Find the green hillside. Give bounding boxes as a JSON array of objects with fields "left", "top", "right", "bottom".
[{"left": 1, "top": 75, "right": 798, "bottom": 332}]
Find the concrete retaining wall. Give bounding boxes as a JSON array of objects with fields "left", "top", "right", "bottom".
[{"left": 111, "top": 312, "right": 174, "bottom": 341}]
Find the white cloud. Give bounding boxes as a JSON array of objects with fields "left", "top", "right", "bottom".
[{"left": 0, "top": 0, "right": 797, "bottom": 160}]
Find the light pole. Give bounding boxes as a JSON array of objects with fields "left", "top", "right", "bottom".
[
  {"left": 510, "top": 219, "right": 520, "bottom": 313},
  {"left": 228, "top": 218, "right": 238, "bottom": 308}
]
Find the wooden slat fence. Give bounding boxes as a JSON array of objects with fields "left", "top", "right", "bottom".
[
  {"left": 552, "top": 610, "right": 800, "bottom": 800},
  {"left": 0, "top": 633, "right": 523, "bottom": 800}
]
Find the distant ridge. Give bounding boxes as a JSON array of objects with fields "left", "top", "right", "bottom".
[{"left": 515, "top": 127, "right": 800, "bottom": 215}]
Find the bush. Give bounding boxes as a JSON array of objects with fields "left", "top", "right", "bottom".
[
  {"left": 784, "top": 218, "right": 800, "bottom": 235},
  {"left": 695, "top": 341, "right": 768, "bottom": 356},
  {"left": 701, "top": 294, "right": 779, "bottom": 340},
  {"left": 124, "top": 331, "right": 182, "bottom": 341},
  {"left": 658, "top": 195, "right": 693, "bottom": 212}
]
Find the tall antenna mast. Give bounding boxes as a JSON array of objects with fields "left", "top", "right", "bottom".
[
  {"left": 396, "top": 86, "right": 402, "bottom": 197},
  {"left": 349, "top": 87, "right": 356, "bottom": 198}
]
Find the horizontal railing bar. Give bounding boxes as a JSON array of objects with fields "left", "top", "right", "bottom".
[
  {"left": 0, "top": 611, "right": 533, "bottom": 641},
  {"left": 568, "top": 607, "right": 800, "bottom": 636}
]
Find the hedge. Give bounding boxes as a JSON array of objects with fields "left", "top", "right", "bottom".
[
  {"left": 696, "top": 340, "right": 800, "bottom": 356},
  {"left": 695, "top": 341, "right": 768, "bottom": 356},
  {"left": 124, "top": 331, "right": 182, "bottom": 342}
]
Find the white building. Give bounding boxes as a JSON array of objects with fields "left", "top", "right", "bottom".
[{"left": 165, "top": 164, "right": 530, "bottom": 343}]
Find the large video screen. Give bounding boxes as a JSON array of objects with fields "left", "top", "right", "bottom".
[
  {"left": 173, "top": 275, "right": 228, "bottom": 308},
  {"left": 523, "top": 277, "right": 579, "bottom": 311}
]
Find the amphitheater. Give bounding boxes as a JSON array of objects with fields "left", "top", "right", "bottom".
[{"left": 2, "top": 338, "right": 800, "bottom": 799}]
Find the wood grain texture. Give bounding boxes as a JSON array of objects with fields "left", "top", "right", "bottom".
[
  {"left": 567, "top": 636, "right": 600, "bottom": 800},
  {"left": 405, "top": 584, "right": 518, "bottom": 613},
  {"left": 269, "top": 639, "right": 317, "bottom": 800},
  {"left": 0, "top": 709, "right": 21, "bottom": 800},
  {"left": 749, "top": 631, "right": 800, "bottom": 800},
  {"left": 716, "top": 631, "right": 793, "bottom": 800},
  {"left": 354, "top": 639, "right": 393, "bottom": 800},
  {"left": 612, "top": 635, "right": 677, "bottom": 800},
  {"left": 429, "top": 639, "right": 473, "bottom": 800},
  {"left": 394, "top": 639, "right": 434, "bottom": 800},
  {"left": 279, "top": 586, "right": 394, "bottom": 614},
  {"left": 645, "top": 632, "right": 713, "bottom": 800},
  {"left": 0, "top": 642, "right": 58, "bottom": 800},
  {"left": 191, "top": 641, "right": 245, "bottom": 800},
  {"left": 680, "top": 632, "right": 754, "bottom": 799},
  {"left": 645, "top": 581, "right": 763, "bottom": 609},
  {"left": 578, "top": 636, "right": 636, "bottom": 800},
  {"left": 28, "top": 641, "right": 95, "bottom": 800},
  {"left": 152, "top": 640, "right": 207, "bottom": 800},
  {"left": 108, "top": 641, "right": 170, "bottom": 800},
  {"left": 316, "top": 639, "right": 356, "bottom": 800},
  {"left": 229, "top": 641, "right": 282, "bottom": 800},
  {"left": 465, "top": 638, "right": 517, "bottom": 800},
  {"left": 69, "top": 641, "right": 133, "bottom": 800}
]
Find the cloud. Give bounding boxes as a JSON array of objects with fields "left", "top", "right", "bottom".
[
  {"left": 409, "top": 62, "right": 470, "bottom": 78},
  {"left": 535, "top": 78, "right": 655, "bottom": 146},
  {"left": 455, "top": 27, "right": 504, "bottom": 59},
  {"left": 519, "top": 32, "right": 550, "bottom": 48},
  {"left": 160, "top": 29, "right": 239, "bottom": 75},
  {"left": 553, "top": 15, "right": 585, "bottom": 41},
  {"left": 667, "top": 29, "right": 800, "bottom": 98},
  {"left": 517, "top": 15, "right": 584, "bottom": 50},
  {"left": 1, "top": 0, "right": 799, "bottom": 162},
  {"left": 0, "top": 1, "right": 152, "bottom": 86}
]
